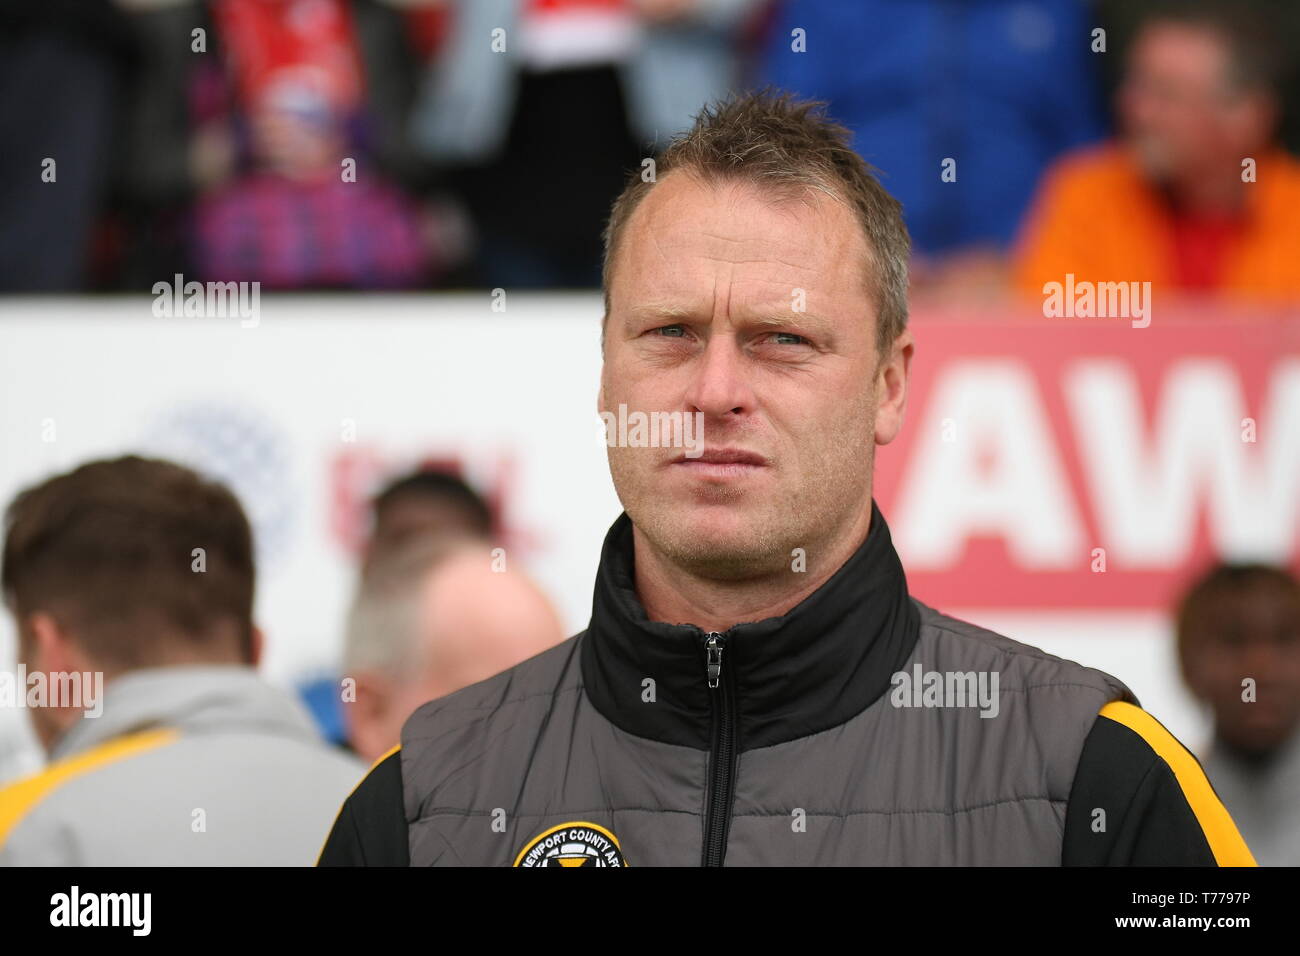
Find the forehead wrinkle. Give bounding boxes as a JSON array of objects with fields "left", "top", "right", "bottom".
[
  {"left": 620, "top": 179, "right": 868, "bottom": 322},
  {"left": 650, "top": 222, "right": 825, "bottom": 273},
  {"left": 691, "top": 230, "right": 822, "bottom": 268},
  {"left": 649, "top": 225, "right": 673, "bottom": 272},
  {"left": 711, "top": 255, "right": 733, "bottom": 322},
  {"left": 669, "top": 251, "right": 822, "bottom": 272}
]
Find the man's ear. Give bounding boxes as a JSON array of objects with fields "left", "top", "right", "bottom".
[
  {"left": 341, "top": 670, "right": 395, "bottom": 762},
  {"left": 1175, "top": 636, "right": 1211, "bottom": 701},
  {"left": 1237, "top": 90, "right": 1278, "bottom": 154},
  {"left": 249, "top": 625, "right": 265, "bottom": 668},
  {"left": 24, "top": 612, "right": 95, "bottom": 755},
  {"left": 28, "top": 611, "right": 85, "bottom": 675},
  {"left": 874, "top": 329, "right": 915, "bottom": 446}
]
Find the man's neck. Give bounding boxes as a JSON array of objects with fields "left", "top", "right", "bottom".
[
  {"left": 632, "top": 508, "right": 874, "bottom": 632},
  {"left": 1164, "top": 168, "right": 1249, "bottom": 219}
]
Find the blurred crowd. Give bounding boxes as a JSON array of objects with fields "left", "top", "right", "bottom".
[{"left": 4, "top": 0, "right": 1300, "bottom": 303}]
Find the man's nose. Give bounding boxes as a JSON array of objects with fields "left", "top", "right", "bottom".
[{"left": 683, "top": 333, "right": 756, "bottom": 419}]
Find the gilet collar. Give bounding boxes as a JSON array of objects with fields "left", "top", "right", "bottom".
[{"left": 580, "top": 501, "right": 921, "bottom": 750}]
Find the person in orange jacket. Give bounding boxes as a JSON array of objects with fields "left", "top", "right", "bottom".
[{"left": 1013, "top": 2, "right": 1300, "bottom": 305}]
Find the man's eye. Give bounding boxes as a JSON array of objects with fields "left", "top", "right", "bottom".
[
  {"left": 654, "top": 325, "right": 687, "bottom": 338},
  {"left": 770, "top": 332, "right": 808, "bottom": 345}
]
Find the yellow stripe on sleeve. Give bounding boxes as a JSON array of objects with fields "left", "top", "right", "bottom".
[
  {"left": 1098, "top": 700, "right": 1257, "bottom": 867},
  {"left": 0, "top": 727, "right": 180, "bottom": 849}
]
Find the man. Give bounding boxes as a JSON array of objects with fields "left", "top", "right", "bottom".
[
  {"left": 362, "top": 467, "right": 494, "bottom": 576},
  {"left": 0, "top": 456, "right": 364, "bottom": 865},
  {"left": 1177, "top": 564, "right": 1300, "bottom": 866},
  {"left": 341, "top": 535, "right": 565, "bottom": 763},
  {"left": 1013, "top": 1, "right": 1300, "bottom": 301},
  {"left": 409, "top": 0, "right": 760, "bottom": 288},
  {"left": 320, "top": 91, "right": 1255, "bottom": 866},
  {"left": 299, "top": 466, "right": 502, "bottom": 749}
]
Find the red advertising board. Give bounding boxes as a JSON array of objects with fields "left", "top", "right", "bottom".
[{"left": 872, "top": 309, "right": 1300, "bottom": 611}]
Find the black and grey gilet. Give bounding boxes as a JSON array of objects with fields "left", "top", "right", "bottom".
[{"left": 399, "top": 504, "right": 1137, "bottom": 866}]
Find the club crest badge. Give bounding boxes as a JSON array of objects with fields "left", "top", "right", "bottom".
[{"left": 513, "top": 821, "right": 629, "bottom": 867}]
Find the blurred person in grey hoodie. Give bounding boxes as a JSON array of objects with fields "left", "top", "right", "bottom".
[{"left": 0, "top": 455, "right": 364, "bottom": 865}]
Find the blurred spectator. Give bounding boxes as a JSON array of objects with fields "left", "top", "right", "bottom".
[
  {"left": 411, "top": 0, "right": 762, "bottom": 288},
  {"left": 0, "top": 0, "right": 133, "bottom": 291},
  {"left": 1177, "top": 564, "right": 1300, "bottom": 866},
  {"left": 191, "top": 0, "right": 454, "bottom": 288},
  {"left": 363, "top": 466, "right": 494, "bottom": 575},
  {"left": 0, "top": 456, "right": 364, "bottom": 865},
  {"left": 341, "top": 535, "right": 565, "bottom": 762},
  {"left": 1013, "top": 0, "right": 1300, "bottom": 302},
  {"left": 1094, "top": 0, "right": 1300, "bottom": 157},
  {"left": 297, "top": 464, "right": 499, "bottom": 743},
  {"left": 759, "top": 0, "right": 1105, "bottom": 299},
  {"left": 106, "top": 0, "right": 212, "bottom": 290}
]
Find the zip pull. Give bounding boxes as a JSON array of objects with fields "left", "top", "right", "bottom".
[{"left": 704, "top": 632, "right": 725, "bottom": 688}]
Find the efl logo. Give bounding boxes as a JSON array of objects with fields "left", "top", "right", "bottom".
[{"left": 874, "top": 318, "right": 1299, "bottom": 609}]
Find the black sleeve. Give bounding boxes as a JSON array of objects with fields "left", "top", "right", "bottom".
[
  {"left": 1062, "top": 710, "right": 1253, "bottom": 866},
  {"left": 317, "top": 749, "right": 410, "bottom": 866}
]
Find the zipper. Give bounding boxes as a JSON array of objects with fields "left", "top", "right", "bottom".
[{"left": 701, "top": 630, "right": 738, "bottom": 866}]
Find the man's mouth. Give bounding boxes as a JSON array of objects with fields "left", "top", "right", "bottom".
[{"left": 669, "top": 448, "right": 769, "bottom": 479}]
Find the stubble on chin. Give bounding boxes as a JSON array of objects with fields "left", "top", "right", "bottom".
[
  {"left": 608, "top": 425, "right": 875, "bottom": 584},
  {"left": 634, "top": 504, "right": 800, "bottom": 582},
  {"left": 606, "top": 444, "right": 777, "bottom": 579}
]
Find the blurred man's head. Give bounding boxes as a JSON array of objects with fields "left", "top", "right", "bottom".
[
  {"left": 364, "top": 468, "right": 494, "bottom": 575},
  {"left": 1177, "top": 563, "right": 1300, "bottom": 761},
  {"left": 597, "top": 91, "right": 913, "bottom": 582},
  {"left": 342, "top": 537, "right": 564, "bottom": 762},
  {"left": 2, "top": 456, "right": 259, "bottom": 752},
  {"left": 1119, "top": 1, "right": 1282, "bottom": 187}
]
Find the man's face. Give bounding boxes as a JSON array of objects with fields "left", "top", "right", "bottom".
[
  {"left": 599, "top": 172, "right": 910, "bottom": 580},
  {"left": 1181, "top": 581, "right": 1300, "bottom": 757},
  {"left": 1118, "top": 23, "right": 1268, "bottom": 181}
]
